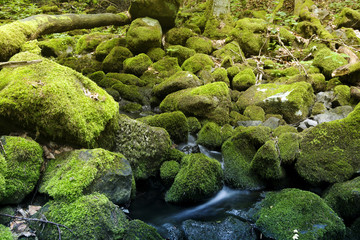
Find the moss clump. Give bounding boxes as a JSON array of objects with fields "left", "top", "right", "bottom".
[
  {"left": 232, "top": 68, "right": 256, "bottom": 91},
  {"left": 227, "top": 65, "right": 241, "bottom": 79},
  {"left": 323, "top": 176, "right": 360, "bottom": 221},
  {"left": 123, "top": 53, "right": 153, "bottom": 76},
  {"left": 141, "top": 57, "right": 182, "bottom": 85},
  {"left": 38, "top": 36, "right": 75, "bottom": 58},
  {"left": 312, "top": 48, "right": 348, "bottom": 79},
  {"left": 105, "top": 88, "right": 120, "bottom": 101},
  {"left": 87, "top": 71, "right": 105, "bottom": 85},
  {"left": 286, "top": 74, "right": 327, "bottom": 93},
  {"left": 112, "top": 82, "right": 143, "bottom": 104},
  {"left": 334, "top": 8, "right": 360, "bottom": 29},
  {"left": 165, "top": 27, "right": 196, "bottom": 46},
  {"left": 229, "top": 111, "right": 250, "bottom": 126},
  {"left": 185, "top": 36, "right": 213, "bottom": 54},
  {"left": 146, "top": 47, "right": 165, "bottom": 62},
  {"left": 138, "top": 111, "right": 189, "bottom": 143},
  {"left": 311, "top": 102, "right": 326, "bottom": 115},
  {"left": 278, "top": 132, "right": 301, "bottom": 164},
  {"left": 165, "top": 153, "right": 223, "bottom": 203},
  {"left": 250, "top": 140, "right": 284, "bottom": 180},
  {"left": 243, "top": 105, "right": 265, "bottom": 121},
  {"left": 333, "top": 85, "right": 351, "bottom": 106},
  {"left": 166, "top": 45, "right": 196, "bottom": 65},
  {"left": 102, "top": 46, "right": 133, "bottom": 72},
  {"left": 212, "top": 68, "right": 230, "bottom": 87},
  {"left": 0, "top": 225, "right": 13, "bottom": 240},
  {"left": 126, "top": 17, "right": 162, "bottom": 54},
  {"left": 253, "top": 188, "right": 346, "bottom": 240},
  {"left": 0, "top": 206, "right": 14, "bottom": 225},
  {"left": 203, "top": 15, "right": 234, "bottom": 40},
  {"left": 124, "top": 219, "right": 163, "bottom": 240},
  {"left": 160, "top": 160, "right": 180, "bottom": 186},
  {"left": 0, "top": 136, "right": 43, "bottom": 205},
  {"left": 181, "top": 53, "right": 215, "bottom": 74},
  {"left": 197, "top": 122, "right": 223, "bottom": 150},
  {"left": 95, "top": 38, "right": 125, "bottom": 61},
  {"left": 106, "top": 73, "right": 146, "bottom": 87},
  {"left": 221, "top": 124, "right": 234, "bottom": 142},
  {"left": 187, "top": 116, "right": 202, "bottom": 134},
  {"left": 222, "top": 126, "right": 271, "bottom": 189},
  {"left": 75, "top": 33, "right": 114, "bottom": 54},
  {"left": 212, "top": 41, "right": 244, "bottom": 63},
  {"left": 273, "top": 125, "right": 298, "bottom": 137},
  {"left": 119, "top": 102, "right": 142, "bottom": 113},
  {"left": 31, "top": 193, "right": 129, "bottom": 240},
  {"left": 98, "top": 77, "right": 119, "bottom": 88}
]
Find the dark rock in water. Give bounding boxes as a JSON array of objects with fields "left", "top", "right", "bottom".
[
  {"left": 180, "top": 144, "right": 200, "bottom": 154},
  {"left": 182, "top": 217, "right": 256, "bottom": 240},
  {"left": 237, "top": 120, "right": 262, "bottom": 127},
  {"left": 225, "top": 209, "right": 253, "bottom": 222},
  {"left": 261, "top": 117, "right": 280, "bottom": 129},
  {"left": 124, "top": 219, "right": 163, "bottom": 240},
  {"left": 158, "top": 223, "right": 185, "bottom": 240}
]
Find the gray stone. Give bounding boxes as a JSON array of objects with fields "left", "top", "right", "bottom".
[
  {"left": 261, "top": 117, "right": 280, "bottom": 129},
  {"left": 237, "top": 121, "right": 262, "bottom": 127}
]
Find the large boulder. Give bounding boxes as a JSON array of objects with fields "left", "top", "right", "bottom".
[
  {"left": 0, "top": 52, "right": 119, "bottom": 149},
  {"left": 236, "top": 82, "right": 315, "bottom": 124},
  {"left": 39, "top": 148, "right": 133, "bottom": 204},
  {"left": 165, "top": 153, "right": 223, "bottom": 203},
  {"left": 129, "top": 0, "right": 180, "bottom": 29},
  {"left": 160, "top": 82, "right": 231, "bottom": 125},
  {"left": 124, "top": 219, "right": 164, "bottom": 240},
  {"left": 114, "top": 114, "right": 171, "bottom": 180},
  {"left": 252, "top": 188, "right": 346, "bottom": 240},
  {"left": 31, "top": 193, "right": 129, "bottom": 240},
  {"left": 0, "top": 136, "right": 43, "bottom": 205}
]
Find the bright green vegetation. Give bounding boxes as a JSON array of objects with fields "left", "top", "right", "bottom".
[
  {"left": 181, "top": 53, "right": 215, "bottom": 74},
  {"left": 166, "top": 45, "right": 196, "bottom": 65},
  {"left": 0, "top": 52, "right": 119, "bottom": 148},
  {"left": 160, "top": 160, "right": 181, "bottom": 186},
  {"left": 106, "top": 73, "right": 146, "bottom": 87},
  {"left": 272, "top": 125, "right": 298, "bottom": 137},
  {"left": 165, "top": 153, "right": 223, "bottom": 203},
  {"left": 212, "top": 68, "right": 230, "bottom": 86},
  {"left": 124, "top": 219, "right": 164, "bottom": 240},
  {"left": 123, "top": 53, "right": 153, "bottom": 76},
  {"left": 75, "top": 33, "right": 114, "bottom": 54},
  {"left": 102, "top": 46, "right": 133, "bottom": 72},
  {"left": 95, "top": 38, "right": 125, "bottom": 61},
  {"left": 0, "top": 136, "right": 43, "bottom": 204},
  {"left": 243, "top": 105, "right": 265, "bottom": 121},
  {"left": 333, "top": 85, "right": 351, "bottom": 106},
  {"left": 253, "top": 188, "right": 346, "bottom": 240},
  {"left": 165, "top": 27, "right": 196, "bottom": 46},
  {"left": 185, "top": 36, "right": 213, "bottom": 54},
  {"left": 147, "top": 47, "right": 166, "bottom": 62},
  {"left": 232, "top": 68, "right": 256, "bottom": 91},
  {"left": 0, "top": 224, "right": 13, "bottom": 240},
  {"left": 312, "top": 48, "right": 348, "bottom": 79},
  {"left": 39, "top": 148, "right": 133, "bottom": 204},
  {"left": 141, "top": 57, "right": 182, "bottom": 85},
  {"left": 278, "top": 132, "right": 301, "bottom": 164},
  {"left": 196, "top": 122, "right": 223, "bottom": 150},
  {"left": 38, "top": 37, "right": 75, "bottom": 58},
  {"left": 187, "top": 116, "right": 202, "bottom": 134}
]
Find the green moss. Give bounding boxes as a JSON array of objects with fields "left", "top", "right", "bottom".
[
  {"left": 123, "top": 53, "right": 153, "bottom": 76},
  {"left": 227, "top": 65, "right": 241, "bottom": 79},
  {"left": 40, "top": 148, "right": 132, "bottom": 203},
  {"left": 102, "top": 46, "right": 133, "bottom": 72},
  {"left": 119, "top": 102, "right": 142, "bottom": 113},
  {"left": 105, "top": 88, "right": 120, "bottom": 101},
  {"left": 165, "top": 148, "right": 186, "bottom": 163},
  {"left": 95, "top": 38, "right": 125, "bottom": 61},
  {"left": 311, "top": 102, "right": 326, "bottom": 115},
  {"left": 112, "top": 82, "right": 143, "bottom": 104},
  {"left": 99, "top": 77, "right": 119, "bottom": 88},
  {"left": 229, "top": 110, "right": 250, "bottom": 126},
  {"left": 333, "top": 85, "right": 351, "bottom": 106},
  {"left": 185, "top": 36, "right": 213, "bottom": 54},
  {"left": 230, "top": 26, "right": 268, "bottom": 56},
  {"left": 203, "top": 15, "right": 234, "bottom": 40},
  {"left": 213, "top": 41, "right": 244, "bottom": 64},
  {"left": 323, "top": 176, "right": 360, "bottom": 220},
  {"left": 0, "top": 206, "right": 13, "bottom": 225},
  {"left": 106, "top": 73, "right": 146, "bottom": 87},
  {"left": 285, "top": 74, "right": 327, "bottom": 93},
  {"left": 250, "top": 140, "right": 284, "bottom": 180},
  {"left": 87, "top": 71, "right": 105, "bottom": 85},
  {"left": 326, "top": 77, "right": 342, "bottom": 90},
  {"left": 181, "top": 53, "right": 215, "bottom": 74},
  {"left": 254, "top": 188, "right": 345, "bottom": 240},
  {"left": 146, "top": 47, "right": 166, "bottom": 62},
  {"left": 197, "top": 122, "right": 223, "bottom": 150},
  {"left": 165, "top": 153, "right": 223, "bottom": 203},
  {"left": 279, "top": 27, "right": 296, "bottom": 45},
  {"left": 343, "top": 27, "right": 360, "bottom": 46},
  {"left": 141, "top": 57, "right": 182, "bottom": 85},
  {"left": 278, "top": 132, "right": 301, "bottom": 164},
  {"left": 273, "top": 125, "right": 298, "bottom": 137},
  {"left": 124, "top": 219, "right": 163, "bottom": 240},
  {"left": 38, "top": 36, "right": 75, "bottom": 58},
  {"left": 243, "top": 105, "right": 265, "bottom": 121},
  {"left": 334, "top": 8, "right": 360, "bottom": 29},
  {"left": 221, "top": 124, "right": 234, "bottom": 143},
  {"left": 165, "top": 27, "right": 196, "bottom": 46},
  {"left": 166, "top": 45, "right": 196, "bottom": 65},
  {"left": 138, "top": 111, "right": 189, "bottom": 143},
  {"left": 0, "top": 225, "right": 13, "bottom": 240},
  {"left": 232, "top": 68, "right": 256, "bottom": 91},
  {"left": 312, "top": 48, "right": 348, "bottom": 79},
  {"left": 187, "top": 116, "right": 202, "bottom": 134},
  {"left": 160, "top": 160, "right": 180, "bottom": 186},
  {"left": 75, "top": 33, "right": 114, "bottom": 54},
  {"left": 212, "top": 68, "right": 230, "bottom": 87},
  {"left": 31, "top": 193, "right": 129, "bottom": 240}
]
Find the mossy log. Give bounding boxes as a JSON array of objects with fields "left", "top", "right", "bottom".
[{"left": 0, "top": 13, "right": 131, "bottom": 61}]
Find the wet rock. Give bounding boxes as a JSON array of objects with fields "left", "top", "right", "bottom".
[
  {"left": 237, "top": 121, "right": 262, "bottom": 127},
  {"left": 158, "top": 223, "right": 185, "bottom": 240},
  {"left": 313, "top": 105, "right": 353, "bottom": 124},
  {"left": 124, "top": 219, "right": 163, "bottom": 240},
  {"left": 180, "top": 144, "right": 200, "bottom": 154},
  {"left": 261, "top": 117, "right": 281, "bottom": 129},
  {"left": 316, "top": 91, "right": 334, "bottom": 109},
  {"left": 297, "top": 118, "right": 318, "bottom": 131}
]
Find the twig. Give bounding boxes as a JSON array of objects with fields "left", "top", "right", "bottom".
[
  {"left": 0, "top": 213, "right": 76, "bottom": 239},
  {"left": 0, "top": 60, "right": 42, "bottom": 69}
]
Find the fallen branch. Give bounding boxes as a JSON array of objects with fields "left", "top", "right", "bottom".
[
  {"left": 0, "top": 60, "right": 42, "bottom": 69},
  {"left": 0, "top": 213, "right": 76, "bottom": 240}
]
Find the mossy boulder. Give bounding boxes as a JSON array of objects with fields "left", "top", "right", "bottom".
[
  {"left": 212, "top": 68, "right": 230, "bottom": 86},
  {"left": 222, "top": 126, "right": 271, "bottom": 189},
  {"left": 236, "top": 82, "right": 315, "bottom": 124},
  {"left": 196, "top": 122, "right": 223, "bottom": 150},
  {"left": 165, "top": 27, "right": 196, "bottom": 46},
  {"left": 129, "top": 0, "right": 180, "bottom": 29},
  {"left": 0, "top": 225, "right": 13, "bottom": 240},
  {"left": 185, "top": 36, "right": 213, "bottom": 54},
  {"left": 126, "top": 17, "right": 162, "bottom": 54},
  {"left": 95, "top": 38, "right": 126, "bottom": 61},
  {"left": 39, "top": 148, "right": 133, "bottom": 204},
  {"left": 146, "top": 47, "right": 165, "bottom": 62},
  {"left": 323, "top": 176, "right": 360, "bottom": 221},
  {"left": 114, "top": 115, "right": 171, "bottom": 180},
  {"left": 152, "top": 71, "right": 202, "bottom": 99},
  {"left": 124, "top": 219, "right": 164, "bottom": 240},
  {"left": 165, "top": 153, "right": 223, "bottom": 203},
  {"left": 181, "top": 53, "right": 215, "bottom": 74},
  {"left": 112, "top": 82, "right": 144, "bottom": 104},
  {"left": 102, "top": 46, "right": 133, "bottom": 73},
  {"left": 75, "top": 33, "right": 114, "bottom": 54},
  {"left": 123, "top": 53, "right": 153, "bottom": 76},
  {"left": 203, "top": 15, "right": 235, "bottom": 40},
  {"left": 0, "top": 136, "right": 43, "bottom": 205},
  {"left": 159, "top": 82, "right": 231, "bottom": 125},
  {"left": 253, "top": 188, "right": 346, "bottom": 240},
  {"left": 233, "top": 68, "right": 256, "bottom": 91},
  {"left": 141, "top": 57, "right": 182, "bottom": 85},
  {"left": 38, "top": 36, "right": 75, "bottom": 58},
  {"left": 87, "top": 71, "right": 105, "bottom": 85},
  {"left": 138, "top": 111, "right": 189, "bottom": 143},
  {"left": 166, "top": 45, "right": 196, "bottom": 65},
  {"left": 160, "top": 160, "right": 180, "bottom": 186},
  {"left": 335, "top": 8, "right": 360, "bottom": 29},
  {"left": 0, "top": 52, "right": 119, "bottom": 148},
  {"left": 312, "top": 48, "right": 348, "bottom": 79},
  {"left": 243, "top": 105, "right": 265, "bottom": 121},
  {"left": 187, "top": 116, "right": 202, "bottom": 134},
  {"left": 278, "top": 132, "right": 301, "bottom": 164},
  {"left": 333, "top": 85, "right": 351, "bottom": 106},
  {"left": 106, "top": 73, "right": 146, "bottom": 87},
  {"left": 31, "top": 193, "right": 129, "bottom": 240},
  {"left": 212, "top": 41, "right": 244, "bottom": 63}
]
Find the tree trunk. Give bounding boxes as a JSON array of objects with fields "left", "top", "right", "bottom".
[
  {"left": 211, "top": 0, "right": 231, "bottom": 17},
  {"left": 0, "top": 13, "right": 131, "bottom": 61}
]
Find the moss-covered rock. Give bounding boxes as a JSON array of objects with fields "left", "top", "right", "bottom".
[
  {"left": 273, "top": 125, "right": 298, "bottom": 137},
  {"left": 236, "top": 82, "right": 315, "bottom": 124},
  {"left": 102, "top": 46, "right": 133, "bottom": 72},
  {"left": 138, "top": 111, "right": 189, "bottom": 143},
  {"left": 129, "top": 0, "right": 180, "bottom": 29},
  {"left": 141, "top": 57, "right": 182, "bottom": 85},
  {"left": 0, "top": 225, "right": 13, "bottom": 240},
  {"left": 187, "top": 116, "right": 202, "bottom": 134},
  {"left": 232, "top": 68, "right": 256, "bottom": 91},
  {"left": 212, "top": 41, "right": 244, "bottom": 63},
  {"left": 31, "top": 193, "right": 129, "bottom": 240},
  {"left": 58, "top": 55, "right": 102, "bottom": 75},
  {"left": 112, "top": 82, "right": 144, "bottom": 104},
  {"left": 185, "top": 36, "right": 213, "bottom": 54},
  {"left": 312, "top": 48, "right": 348, "bottom": 79},
  {"left": 253, "top": 188, "right": 346, "bottom": 240},
  {"left": 212, "top": 68, "right": 230, "bottom": 86},
  {"left": 124, "top": 219, "right": 164, "bottom": 240},
  {"left": 243, "top": 105, "right": 265, "bottom": 121},
  {"left": 0, "top": 206, "right": 14, "bottom": 225},
  {"left": 114, "top": 115, "right": 171, "bottom": 180},
  {"left": 323, "top": 176, "right": 360, "bottom": 221},
  {"left": 250, "top": 140, "right": 285, "bottom": 180},
  {"left": 75, "top": 33, "right": 114, "bottom": 54},
  {"left": 278, "top": 132, "right": 301, "bottom": 165},
  {"left": 166, "top": 45, "right": 196, "bottom": 65},
  {"left": 196, "top": 122, "right": 223, "bottom": 150},
  {"left": 165, "top": 153, "right": 223, "bottom": 203},
  {"left": 222, "top": 126, "right": 271, "bottom": 189},
  {"left": 203, "top": 15, "right": 235, "bottom": 40},
  {"left": 87, "top": 71, "right": 105, "bottom": 85},
  {"left": 159, "top": 82, "right": 231, "bottom": 125},
  {"left": 106, "top": 73, "right": 146, "bottom": 87},
  {"left": 95, "top": 37, "right": 126, "bottom": 61},
  {"left": 126, "top": 17, "right": 162, "bottom": 54},
  {"left": 285, "top": 73, "right": 327, "bottom": 93},
  {"left": 333, "top": 85, "right": 351, "bottom": 106},
  {"left": 0, "top": 136, "right": 43, "bottom": 204},
  {"left": 119, "top": 102, "right": 142, "bottom": 113},
  {"left": 123, "top": 53, "right": 153, "bottom": 77},
  {"left": 38, "top": 36, "right": 75, "bottom": 58},
  {"left": 39, "top": 148, "right": 133, "bottom": 204},
  {"left": 335, "top": 8, "right": 360, "bottom": 29},
  {"left": 165, "top": 27, "right": 196, "bottom": 46},
  {"left": 152, "top": 71, "right": 202, "bottom": 99},
  {"left": 146, "top": 47, "right": 165, "bottom": 62},
  {"left": 181, "top": 53, "right": 215, "bottom": 74},
  {"left": 160, "top": 160, "right": 180, "bottom": 186}
]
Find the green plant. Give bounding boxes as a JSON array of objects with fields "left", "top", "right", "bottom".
[{"left": 0, "top": 0, "right": 41, "bottom": 20}]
